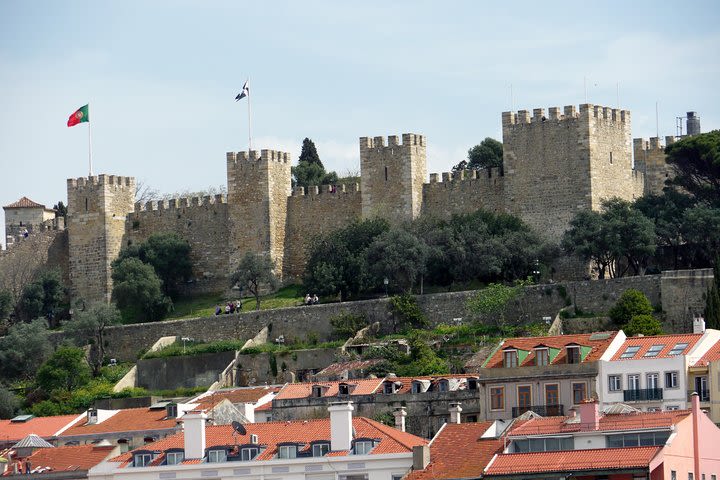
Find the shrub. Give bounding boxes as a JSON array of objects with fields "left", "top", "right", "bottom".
[
  {"left": 389, "top": 294, "right": 427, "bottom": 332},
  {"left": 609, "top": 289, "right": 653, "bottom": 325},
  {"left": 330, "top": 311, "right": 368, "bottom": 338},
  {"left": 624, "top": 314, "right": 664, "bottom": 337}
]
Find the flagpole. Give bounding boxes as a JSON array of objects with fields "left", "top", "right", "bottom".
[
  {"left": 88, "top": 103, "right": 93, "bottom": 176},
  {"left": 247, "top": 77, "right": 252, "bottom": 151}
]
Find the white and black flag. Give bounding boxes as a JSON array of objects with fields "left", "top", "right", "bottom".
[{"left": 235, "top": 80, "right": 249, "bottom": 101}]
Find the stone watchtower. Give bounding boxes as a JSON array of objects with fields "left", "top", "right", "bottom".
[
  {"left": 66, "top": 174, "right": 136, "bottom": 303},
  {"left": 502, "top": 104, "right": 642, "bottom": 242},
  {"left": 226, "top": 149, "right": 292, "bottom": 275},
  {"left": 633, "top": 136, "right": 676, "bottom": 196},
  {"left": 359, "top": 133, "right": 427, "bottom": 224}
]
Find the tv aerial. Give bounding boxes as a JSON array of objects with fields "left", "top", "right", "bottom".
[{"left": 232, "top": 421, "right": 247, "bottom": 435}]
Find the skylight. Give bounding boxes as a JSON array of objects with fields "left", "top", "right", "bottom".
[
  {"left": 643, "top": 345, "right": 665, "bottom": 357},
  {"left": 620, "top": 346, "right": 641, "bottom": 358},
  {"left": 668, "top": 343, "right": 689, "bottom": 356}
]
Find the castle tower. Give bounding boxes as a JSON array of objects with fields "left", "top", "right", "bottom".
[
  {"left": 359, "top": 133, "right": 427, "bottom": 224},
  {"left": 226, "top": 149, "right": 292, "bottom": 275},
  {"left": 633, "top": 136, "right": 676, "bottom": 195},
  {"left": 502, "top": 104, "right": 640, "bottom": 242},
  {"left": 66, "top": 174, "right": 136, "bottom": 303}
]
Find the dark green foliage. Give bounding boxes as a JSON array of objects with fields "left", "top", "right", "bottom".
[
  {"left": 35, "top": 346, "right": 91, "bottom": 394},
  {"left": 466, "top": 283, "right": 522, "bottom": 326},
  {"left": 0, "top": 387, "right": 21, "bottom": 419},
  {"left": 364, "top": 228, "right": 429, "bottom": 293},
  {"left": 111, "top": 257, "right": 172, "bottom": 322},
  {"left": 0, "top": 319, "right": 52, "bottom": 380},
  {"left": 299, "top": 137, "right": 323, "bottom": 168},
  {"left": 143, "top": 339, "right": 247, "bottom": 359},
  {"left": 0, "top": 289, "right": 13, "bottom": 320},
  {"left": 682, "top": 206, "right": 720, "bottom": 267},
  {"left": 624, "top": 314, "right": 664, "bottom": 337},
  {"left": 18, "top": 269, "right": 65, "bottom": 326},
  {"left": 230, "top": 252, "right": 279, "bottom": 310},
  {"left": 291, "top": 138, "right": 339, "bottom": 188},
  {"left": 52, "top": 201, "right": 67, "bottom": 218},
  {"left": 115, "top": 233, "right": 192, "bottom": 298},
  {"left": 454, "top": 137, "right": 503, "bottom": 171},
  {"left": 609, "top": 289, "right": 654, "bottom": 326},
  {"left": 389, "top": 294, "right": 428, "bottom": 332},
  {"left": 705, "top": 257, "right": 720, "bottom": 329},
  {"left": 64, "top": 303, "right": 122, "bottom": 376},
  {"left": 330, "top": 311, "right": 369, "bottom": 338},
  {"left": 665, "top": 129, "right": 720, "bottom": 207},
  {"left": 269, "top": 355, "right": 278, "bottom": 377}
]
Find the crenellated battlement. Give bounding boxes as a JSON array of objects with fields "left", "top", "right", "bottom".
[
  {"left": 427, "top": 167, "right": 504, "bottom": 184},
  {"left": 67, "top": 174, "right": 135, "bottom": 189},
  {"left": 226, "top": 149, "right": 291, "bottom": 167},
  {"left": 502, "top": 104, "right": 630, "bottom": 126},
  {"left": 359, "top": 133, "right": 425, "bottom": 150},
  {"left": 133, "top": 194, "right": 227, "bottom": 213},
  {"left": 633, "top": 136, "right": 676, "bottom": 152},
  {"left": 291, "top": 183, "right": 361, "bottom": 197}
]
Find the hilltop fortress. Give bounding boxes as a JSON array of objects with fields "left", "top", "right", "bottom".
[{"left": 4, "top": 104, "right": 683, "bottom": 303}]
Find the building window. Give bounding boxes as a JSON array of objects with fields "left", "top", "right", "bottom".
[
  {"left": 644, "top": 345, "right": 664, "bottom": 357},
  {"left": 490, "top": 386, "right": 505, "bottom": 411},
  {"left": 606, "top": 431, "right": 670, "bottom": 447},
  {"left": 353, "top": 440, "right": 373, "bottom": 455},
  {"left": 312, "top": 443, "right": 329, "bottom": 457},
  {"left": 166, "top": 452, "right": 184, "bottom": 465},
  {"left": 567, "top": 346, "right": 581, "bottom": 364},
  {"left": 467, "top": 378, "right": 478, "bottom": 390},
  {"left": 572, "top": 382, "right": 587, "bottom": 404},
  {"left": 383, "top": 382, "right": 396, "bottom": 394},
  {"left": 665, "top": 371, "right": 679, "bottom": 389},
  {"left": 278, "top": 445, "right": 297, "bottom": 459},
  {"left": 513, "top": 437, "right": 573, "bottom": 453},
  {"left": 621, "top": 345, "right": 641, "bottom": 359},
  {"left": 667, "top": 405, "right": 679, "bottom": 411},
  {"left": 671, "top": 471, "right": 677, "bottom": 480},
  {"left": 312, "top": 385, "right": 323, "bottom": 397},
  {"left": 240, "top": 447, "right": 258, "bottom": 461},
  {"left": 536, "top": 348, "right": 549, "bottom": 366},
  {"left": 609, "top": 375, "right": 622, "bottom": 392},
  {"left": 133, "top": 453, "right": 153, "bottom": 467},
  {"left": 411, "top": 382, "right": 422, "bottom": 393},
  {"left": 610, "top": 151, "right": 613, "bottom": 164},
  {"left": 628, "top": 374, "right": 640, "bottom": 390},
  {"left": 338, "top": 383, "right": 350, "bottom": 395},
  {"left": 438, "top": 380, "right": 449, "bottom": 392},
  {"left": 118, "top": 439, "right": 130, "bottom": 453},
  {"left": 518, "top": 385, "right": 532, "bottom": 408},
  {"left": 503, "top": 350, "right": 518, "bottom": 368},
  {"left": 166, "top": 403, "right": 178, "bottom": 419},
  {"left": 545, "top": 384, "right": 559, "bottom": 406},
  {"left": 207, "top": 449, "right": 227, "bottom": 463},
  {"left": 465, "top": 415, "right": 478, "bottom": 423},
  {"left": 647, "top": 373, "right": 659, "bottom": 390},
  {"left": 689, "top": 473, "right": 694, "bottom": 480},
  {"left": 668, "top": 343, "right": 689, "bottom": 356}
]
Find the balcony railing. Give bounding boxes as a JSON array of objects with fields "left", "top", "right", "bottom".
[
  {"left": 512, "top": 404, "right": 565, "bottom": 418},
  {"left": 623, "top": 388, "right": 663, "bottom": 402},
  {"left": 687, "top": 390, "right": 710, "bottom": 402}
]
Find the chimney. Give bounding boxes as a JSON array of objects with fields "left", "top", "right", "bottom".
[
  {"left": 693, "top": 316, "right": 706, "bottom": 334},
  {"left": 393, "top": 406, "right": 407, "bottom": 432},
  {"left": 182, "top": 410, "right": 208, "bottom": 459},
  {"left": 691, "top": 392, "right": 701, "bottom": 479},
  {"left": 328, "top": 401, "right": 354, "bottom": 451},
  {"left": 449, "top": 402, "right": 463, "bottom": 424},
  {"left": 578, "top": 400, "right": 600, "bottom": 430},
  {"left": 412, "top": 445, "right": 430, "bottom": 470}
]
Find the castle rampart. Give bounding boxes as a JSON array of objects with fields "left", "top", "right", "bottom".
[
  {"left": 633, "top": 136, "right": 676, "bottom": 195},
  {"left": 422, "top": 167, "right": 505, "bottom": 219}
]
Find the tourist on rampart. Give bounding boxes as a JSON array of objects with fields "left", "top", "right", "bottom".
[
  {"left": 304, "top": 294, "right": 312, "bottom": 305},
  {"left": 215, "top": 305, "right": 222, "bottom": 316},
  {"left": 312, "top": 294, "right": 319, "bottom": 305}
]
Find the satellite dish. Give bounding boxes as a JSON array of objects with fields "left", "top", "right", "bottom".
[{"left": 232, "top": 421, "right": 247, "bottom": 435}]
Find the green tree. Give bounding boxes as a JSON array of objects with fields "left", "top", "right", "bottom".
[
  {"left": 364, "top": 229, "right": 429, "bottom": 294},
  {"left": 396, "top": 333, "right": 449, "bottom": 376},
  {"left": 330, "top": 311, "right": 369, "bottom": 339},
  {"left": 624, "top": 314, "right": 664, "bottom": 337},
  {"left": 291, "top": 138, "right": 339, "bottom": 188},
  {"left": 35, "top": 346, "right": 91, "bottom": 394},
  {"left": 461, "top": 137, "right": 504, "bottom": 170},
  {"left": 682, "top": 206, "right": 720, "bottom": 268},
  {"left": 0, "top": 387, "right": 21, "bottom": 419},
  {"left": 467, "top": 283, "right": 522, "bottom": 326},
  {"left": 64, "top": 303, "right": 122, "bottom": 376},
  {"left": 665, "top": 129, "right": 720, "bottom": 207},
  {"left": 389, "top": 294, "right": 428, "bottom": 333},
  {"left": 299, "top": 137, "right": 323, "bottom": 167},
  {"left": 52, "top": 201, "right": 68, "bottom": 218},
  {"left": 0, "top": 319, "right": 52, "bottom": 380},
  {"left": 230, "top": 252, "right": 279, "bottom": 310},
  {"left": 111, "top": 257, "right": 171, "bottom": 322},
  {"left": 18, "top": 268, "right": 65, "bottom": 326},
  {"left": 609, "top": 289, "right": 654, "bottom": 326},
  {"left": 705, "top": 257, "right": 720, "bottom": 329},
  {"left": 0, "top": 289, "right": 13, "bottom": 320}
]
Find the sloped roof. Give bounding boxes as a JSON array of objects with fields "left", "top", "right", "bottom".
[
  {"left": 61, "top": 408, "right": 179, "bottom": 437},
  {"left": 482, "top": 332, "right": 619, "bottom": 368},
  {"left": 3, "top": 197, "right": 46, "bottom": 209},
  {"left": 405, "top": 423, "right": 503, "bottom": 480},
  {"left": 693, "top": 337, "right": 720, "bottom": 367},
  {"left": 12, "top": 434, "right": 54, "bottom": 449},
  {"left": 110, "top": 417, "right": 427, "bottom": 465},
  {"left": 315, "top": 359, "right": 382, "bottom": 376},
  {"left": 0, "top": 415, "right": 79, "bottom": 443},
  {"left": 193, "top": 386, "right": 279, "bottom": 409},
  {"left": 508, "top": 409, "right": 690, "bottom": 436},
  {"left": 611, "top": 333, "right": 702, "bottom": 361},
  {"left": 484, "top": 446, "right": 661, "bottom": 476},
  {"left": 22, "top": 445, "right": 116, "bottom": 473},
  {"left": 274, "top": 378, "right": 383, "bottom": 399}
]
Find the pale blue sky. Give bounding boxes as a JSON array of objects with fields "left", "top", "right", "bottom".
[{"left": 1, "top": 0, "right": 719, "bottom": 248}]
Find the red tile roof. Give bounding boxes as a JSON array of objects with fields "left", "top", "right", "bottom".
[
  {"left": 0, "top": 416, "right": 79, "bottom": 443},
  {"left": 19, "top": 445, "right": 116, "bottom": 473},
  {"left": 274, "top": 379, "right": 383, "bottom": 399},
  {"left": 193, "top": 387, "right": 278, "bottom": 409},
  {"left": 611, "top": 333, "right": 702, "bottom": 361},
  {"left": 483, "top": 332, "right": 619, "bottom": 368},
  {"left": 405, "top": 423, "right": 503, "bottom": 480},
  {"left": 315, "top": 360, "right": 382, "bottom": 377},
  {"left": 110, "top": 417, "right": 426, "bottom": 465},
  {"left": 3, "top": 197, "right": 46, "bottom": 209},
  {"left": 693, "top": 338, "right": 720, "bottom": 367},
  {"left": 61, "top": 408, "right": 179, "bottom": 437},
  {"left": 484, "top": 446, "right": 661, "bottom": 476},
  {"left": 508, "top": 409, "right": 690, "bottom": 436}
]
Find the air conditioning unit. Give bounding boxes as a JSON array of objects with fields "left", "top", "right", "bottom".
[{"left": 250, "top": 434, "right": 258, "bottom": 444}]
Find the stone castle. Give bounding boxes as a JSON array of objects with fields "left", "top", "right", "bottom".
[{"left": 3, "top": 103, "right": 686, "bottom": 303}]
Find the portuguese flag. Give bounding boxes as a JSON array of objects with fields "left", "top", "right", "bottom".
[{"left": 67, "top": 104, "right": 89, "bottom": 127}]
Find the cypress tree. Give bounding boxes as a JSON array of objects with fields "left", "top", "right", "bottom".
[
  {"left": 299, "top": 138, "right": 323, "bottom": 168},
  {"left": 705, "top": 256, "right": 720, "bottom": 329}
]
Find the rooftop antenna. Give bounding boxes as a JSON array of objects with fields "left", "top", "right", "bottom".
[{"left": 676, "top": 114, "right": 686, "bottom": 137}]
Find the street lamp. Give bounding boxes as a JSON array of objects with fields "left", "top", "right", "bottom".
[{"left": 383, "top": 277, "right": 389, "bottom": 297}]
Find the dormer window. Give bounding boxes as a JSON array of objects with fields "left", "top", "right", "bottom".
[
  {"left": 311, "top": 385, "right": 324, "bottom": 397},
  {"left": 437, "top": 380, "right": 449, "bottom": 392},
  {"left": 87, "top": 408, "right": 98, "bottom": 425},
  {"left": 133, "top": 452, "right": 155, "bottom": 467},
  {"left": 240, "top": 447, "right": 259, "bottom": 461},
  {"left": 353, "top": 439, "right": 375, "bottom": 455},
  {"left": 166, "top": 403, "right": 178, "bottom": 419},
  {"left": 311, "top": 442, "right": 330, "bottom": 457},
  {"left": 338, "top": 383, "right": 351, "bottom": 395},
  {"left": 535, "top": 348, "right": 549, "bottom": 366},
  {"left": 411, "top": 381, "right": 422, "bottom": 394},
  {"left": 165, "top": 451, "right": 184, "bottom": 465},
  {"left": 503, "top": 349, "right": 518, "bottom": 368},
  {"left": 383, "top": 381, "right": 397, "bottom": 394},
  {"left": 207, "top": 449, "right": 227, "bottom": 463},
  {"left": 467, "top": 378, "right": 478, "bottom": 390},
  {"left": 566, "top": 346, "right": 581, "bottom": 364},
  {"left": 277, "top": 444, "right": 298, "bottom": 459},
  {"left": 668, "top": 343, "right": 689, "bottom": 356}
]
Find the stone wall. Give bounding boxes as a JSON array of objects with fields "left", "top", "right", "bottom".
[
  {"left": 137, "top": 351, "right": 237, "bottom": 390},
  {"left": 283, "top": 184, "right": 363, "bottom": 279},
  {"left": 125, "top": 195, "right": 230, "bottom": 293},
  {"left": 422, "top": 168, "right": 505, "bottom": 219},
  {"left": 661, "top": 268, "right": 714, "bottom": 332},
  {"left": 634, "top": 136, "right": 676, "bottom": 195},
  {"left": 235, "top": 348, "right": 339, "bottom": 386}
]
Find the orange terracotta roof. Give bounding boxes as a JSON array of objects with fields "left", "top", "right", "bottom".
[
  {"left": 483, "top": 332, "right": 619, "bottom": 369},
  {"left": 611, "top": 333, "right": 702, "bottom": 361},
  {"left": 315, "top": 360, "right": 382, "bottom": 376},
  {"left": 3, "top": 197, "right": 46, "bottom": 209},
  {"left": 194, "top": 387, "right": 278, "bottom": 409},
  {"left": 274, "top": 379, "right": 383, "bottom": 399},
  {"left": 255, "top": 402, "right": 272, "bottom": 412},
  {"left": 0, "top": 415, "right": 79, "bottom": 443},
  {"left": 693, "top": 338, "right": 720, "bottom": 367},
  {"left": 110, "top": 417, "right": 426, "bottom": 465},
  {"left": 61, "top": 408, "right": 179, "bottom": 437},
  {"left": 406, "top": 423, "right": 503, "bottom": 480},
  {"left": 22, "top": 445, "right": 116, "bottom": 472},
  {"left": 508, "top": 409, "right": 690, "bottom": 436},
  {"left": 485, "top": 446, "right": 661, "bottom": 476}
]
